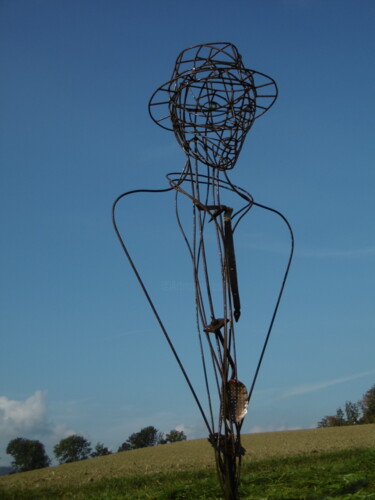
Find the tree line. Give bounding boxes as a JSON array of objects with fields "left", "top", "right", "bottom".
[
  {"left": 317, "top": 383, "right": 375, "bottom": 428},
  {"left": 5, "top": 426, "right": 186, "bottom": 474}
]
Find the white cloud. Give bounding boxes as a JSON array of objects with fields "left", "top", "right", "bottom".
[
  {"left": 174, "top": 423, "right": 197, "bottom": 439},
  {"left": 242, "top": 233, "right": 291, "bottom": 255},
  {"left": 175, "top": 424, "right": 187, "bottom": 433},
  {"left": 300, "top": 245, "right": 375, "bottom": 259},
  {"left": 174, "top": 421, "right": 208, "bottom": 440},
  {"left": 0, "top": 390, "right": 48, "bottom": 437},
  {"left": 277, "top": 369, "right": 375, "bottom": 400},
  {"left": 243, "top": 235, "right": 375, "bottom": 260},
  {"left": 0, "top": 391, "right": 76, "bottom": 464}
]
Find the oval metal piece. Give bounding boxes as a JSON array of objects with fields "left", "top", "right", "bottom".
[{"left": 226, "top": 379, "right": 248, "bottom": 423}]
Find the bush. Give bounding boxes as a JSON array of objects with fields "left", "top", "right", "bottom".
[
  {"left": 54, "top": 435, "right": 92, "bottom": 464},
  {"left": 6, "top": 438, "right": 50, "bottom": 472}
]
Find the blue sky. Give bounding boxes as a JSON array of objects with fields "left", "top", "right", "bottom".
[{"left": 0, "top": 0, "right": 374, "bottom": 465}]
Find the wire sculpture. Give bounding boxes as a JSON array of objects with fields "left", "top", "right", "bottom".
[{"left": 113, "top": 42, "right": 294, "bottom": 500}]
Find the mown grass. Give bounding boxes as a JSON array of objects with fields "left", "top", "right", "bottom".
[
  {"left": 1, "top": 425, "right": 374, "bottom": 499},
  {"left": 1, "top": 448, "right": 374, "bottom": 499}
]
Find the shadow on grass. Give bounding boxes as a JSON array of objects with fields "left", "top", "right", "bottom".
[{"left": 0, "top": 448, "right": 374, "bottom": 499}]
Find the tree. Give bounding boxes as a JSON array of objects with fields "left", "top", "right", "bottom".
[
  {"left": 118, "top": 442, "right": 133, "bottom": 452},
  {"left": 361, "top": 384, "right": 375, "bottom": 423},
  {"left": 344, "top": 401, "right": 361, "bottom": 425},
  {"left": 335, "top": 407, "right": 346, "bottom": 426},
  {"left": 54, "top": 435, "right": 91, "bottom": 464},
  {"left": 6, "top": 438, "right": 50, "bottom": 472},
  {"left": 165, "top": 429, "right": 187, "bottom": 443},
  {"left": 121, "top": 426, "right": 163, "bottom": 450},
  {"left": 318, "top": 414, "right": 341, "bottom": 428},
  {"left": 91, "top": 442, "right": 112, "bottom": 457},
  {"left": 317, "top": 408, "right": 346, "bottom": 428},
  {"left": 317, "top": 383, "right": 375, "bottom": 427}
]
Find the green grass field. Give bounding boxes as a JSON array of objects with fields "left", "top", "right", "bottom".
[{"left": 1, "top": 424, "right": 374, "bottom": 499}]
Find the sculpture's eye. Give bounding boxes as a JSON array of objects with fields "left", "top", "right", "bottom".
[
  {"left": 199, "top": 97, "right": 221, "bottom": 113},
  {"left": 195, "top": 94, "right": 228, "bottom": 123},
  {"left": 208, "top": 101, "right": 219, "bottom": 111}
]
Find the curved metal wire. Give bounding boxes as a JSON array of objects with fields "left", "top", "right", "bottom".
[
  {"left": 112, "top": 185, "right": 213, "bottom": 436},
  {"left": 113, "top": 43, "right": 293, "bottom": 500},
  {"left": 112, "top": 167, "right": 293, "bottom": 499}
]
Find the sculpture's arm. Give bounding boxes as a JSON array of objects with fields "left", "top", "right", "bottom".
[{"left": 112, "top": 186, "right": 213, "bottom": 434}]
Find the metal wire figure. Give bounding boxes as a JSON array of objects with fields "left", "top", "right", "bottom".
[{"left": 113, "top": 43, "right": 294, "bottom": 500}]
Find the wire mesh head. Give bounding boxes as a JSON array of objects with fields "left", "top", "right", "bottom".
[{"left": 149, "top": 42, "right": 278, "bottom": 170}]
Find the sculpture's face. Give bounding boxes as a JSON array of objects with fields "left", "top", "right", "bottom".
[
  {"left": 149, "top": 43, "right": 277, "bottom": 170},
  {"left": 169, "top": 68, "right": 256, "bottom": 170}
]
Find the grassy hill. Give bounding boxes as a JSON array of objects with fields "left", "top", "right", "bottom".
[{"left": 0, "top": 424, "right": 374, "bottom": 499}]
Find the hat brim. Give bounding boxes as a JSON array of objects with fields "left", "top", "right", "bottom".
[{"left": 148, "top": 69, "right": 278, "bottom": 132}]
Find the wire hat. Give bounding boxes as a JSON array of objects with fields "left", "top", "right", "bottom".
[{"left": 149, "top": 42, "right": 278, "bottom": 170}]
